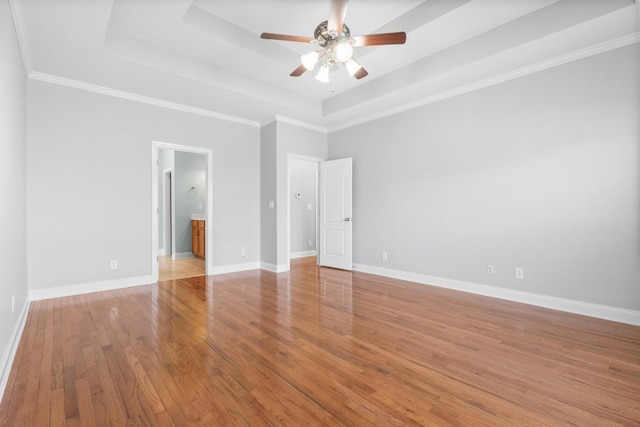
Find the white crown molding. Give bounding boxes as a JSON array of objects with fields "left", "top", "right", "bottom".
[
  {"left": 0, "top": 298, "right": 30, "bottom": 404},
  {"left": 8, "top": 0, "right": 32, "bottom": 76},
  {"left": 329, "top": 33, "right": 640, "bottom": 132},
  {"left": 353, "top": 263, "right": 640, "bottom": 326},
  {"left": 29, "top": 275, "right": 153, "bottom": 301},
  {"left": 274, "top": 115, "right": 328, "bottom": 133},
  {"left": 27, "top": 71, "right": 261, "bottom": 128}
]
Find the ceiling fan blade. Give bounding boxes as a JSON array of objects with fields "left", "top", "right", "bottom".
[
  {"left": 290, "top": 64, "right": 307, "bottom": 77},
  {"left": 352, "top": 32, "right": 406, "bottom": 47},
  {"left": 328, "top": 0, "right": 348, "bottom": 33},
  {"left": 354, "top": 67, "right": 368, "bottom": 80},
  {"left": 261, "top": 33, "right": 314, "bottom": 43}
]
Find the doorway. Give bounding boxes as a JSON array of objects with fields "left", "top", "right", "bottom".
[
  {"left": 287, "top": 154, "right": 323, "bottom": 270},
  {"left": 152, "top": 141, "right": 213, "bottom": 282}
]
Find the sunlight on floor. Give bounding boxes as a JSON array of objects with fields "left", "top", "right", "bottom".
[{"left": 158, "top": 255, "right": 205, "bottom": 281}]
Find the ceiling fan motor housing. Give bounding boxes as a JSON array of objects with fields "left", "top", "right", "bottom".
[{"left": 314, "top": 20, "right": 351, "bottom": 47}]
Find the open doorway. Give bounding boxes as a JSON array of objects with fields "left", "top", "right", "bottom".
[
  {"left": 287, "top": 154, "right": 323, "bottom": 270},
  {"left": 152, "top": 142, "right": 213, "bottom": 282}
]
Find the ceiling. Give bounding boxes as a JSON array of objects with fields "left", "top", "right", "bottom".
[{"left": 11, "top": 0, "right": 639, "bottom": 131}]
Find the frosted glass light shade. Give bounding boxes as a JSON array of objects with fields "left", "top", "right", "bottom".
[
  {"left": 335, "top": 40, "right": 353, "bottom": 63},
  {"left": 345, "top": 58, "right": 362, "bottom": 77},
  {"left": 301, "top": 51, "right": 319, "bottom": 70},
  {"left": 315, "top": 64, "right": 330, "bottom": 83}
]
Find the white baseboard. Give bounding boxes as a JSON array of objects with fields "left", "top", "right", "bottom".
[
  {"left": 290, "top": 250, "right": 317, "bottom": 259},
  {"left": 158, "top": 248, "right": 169, "bottom": 256},
  {"left": 260, "top": 262, "right": 290, "bottom": 273},
  {"left": 210, "top": 262, "right": 261, "bottom": 275},
  {"left": 29, "top": 275, "right": 154, "bottom": 301},
  {"left": 0, "top": 298, "right": 31, "bottom": 403},
  {"left": 353, "top": 264, "right": 640, "bottom": 326},
  {"left": 172, "top": 252, "right": 194, "bottom": 260}
]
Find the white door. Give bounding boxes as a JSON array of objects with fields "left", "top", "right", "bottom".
[{"left": 319, "top": 158, "right": 352, "bottom": 270}]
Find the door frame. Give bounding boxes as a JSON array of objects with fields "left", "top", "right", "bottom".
[
  {"left": 286, "top": 154, "right": 324, "bottom": 270},
  {"left": 151, "top": 141, "right": 213, "bottom": 281}
]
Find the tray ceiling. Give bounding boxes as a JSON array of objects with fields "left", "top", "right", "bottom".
[{"left": 12, "top": 0, "right": 639, "bottom": 130}]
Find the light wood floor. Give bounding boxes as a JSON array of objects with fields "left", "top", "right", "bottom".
[
  {"left": 158, "top": 255, "right": 205, "bottom": 281},
  {"left": 2, "top": 257, "right": 639, "bottom": 426}
]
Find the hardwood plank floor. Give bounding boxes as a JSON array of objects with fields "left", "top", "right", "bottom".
[
  {"left": 2, "top": 256, "right": 639, "bottom": 426},
  {"left": 158, "top": 255, "right": 205, "bottom": 281}
]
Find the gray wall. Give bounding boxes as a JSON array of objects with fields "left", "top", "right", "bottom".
[
  {"left": 290, "top": 159, "right": 317, "bottom": 254},
  {"left": 174, "top": 151, "right": 207, "bottom": 255},
  {"left": 260, "top": 122, "right": 277, "bottom": 265},
  {"left": 260, "top": 120, "right": 327, "bottom": 269},
  {"left": 157, "top": 148, "right": 173, "bottom": 252},
  {"left": 329, "top": 45, "right": 640, "bottom": 311},
  {"left": 0, "top": 0, "right": 29, "bottom": 388},
  {"left": 275, "top": 122, "right": 327, "bottom": 267},
  {"left": 26, "top": 80, "right": 260, "bottom": 290}
]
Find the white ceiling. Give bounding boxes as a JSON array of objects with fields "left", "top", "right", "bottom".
[{"left": 12, "top": 0, "right": 639, "bottom": 130}]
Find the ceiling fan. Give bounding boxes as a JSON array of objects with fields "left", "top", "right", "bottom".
[{"left": 260, "top": 0, "right": 406, "bottom": 82}]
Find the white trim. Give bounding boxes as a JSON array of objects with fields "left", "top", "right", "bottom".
[
  {"left": 8, "top": 0, "right": 31, "bottom": 76},
  {"left": 28, "top": 72, "right": 260, "bottom": 128},
  {"left": 0, "top": 298, "right": 30, "bottom": 403},
  {"left": 353, "top": 264, "right": 640, "bottom": 326},
  {"left": 275, "top": 115, "right": 328, "bottom": 133},
  {"left": 290, "top": 250, "right": 317, "bottom": 259},
  {"left": 172, "top": 252, "right": 195, "bottom": 260},
  {"left": 29, "top": 275, "right": 153, "bottom": 302},
  {"left": 210, "top": 262, "right": 261, "bottom": 275},
  {"left": 329, "top": 34, "right": 640, "bottom": 132},
  {"left": 260, "top": 262, "right": 290, "bottom": 273}
]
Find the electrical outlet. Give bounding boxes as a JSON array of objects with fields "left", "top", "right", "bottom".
[
  {"left": 240, "top": 248, "right": 246, "bottom": 257},
  {"left": 110, "top": 260, "right": 118, "bottom": 270},
  {"left": 308, "top": 240, "right": 312, "bottom": 247},
  {"left": 487, "top": 264, "right": 494, "bottom": 275},
  {"left": 382, "top": 251, "right": 388, "bottom": 261},
  {"left": 515, "top": 267, "right": 524, "bottom": 280}
]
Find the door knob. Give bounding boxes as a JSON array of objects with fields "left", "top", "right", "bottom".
[{"left": 345, "top": 218, "right": 352, "bottom": 222}]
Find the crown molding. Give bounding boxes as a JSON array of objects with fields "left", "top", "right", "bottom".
[
  {"left": 329, "top": 33, "right": 640, "bottom": 132},
  {"left": 8, "top": 0, "right": 32, "bottom": 76},
  {"left": 274, "top": 115, "right": 328, "bottom": 133},
  {"left": 28, "top": 71, "right": 261, "bottom": 128}
]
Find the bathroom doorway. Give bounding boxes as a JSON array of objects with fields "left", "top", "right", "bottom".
[{"left": 152, "top": 142, "right": 213, "bottom": 281}]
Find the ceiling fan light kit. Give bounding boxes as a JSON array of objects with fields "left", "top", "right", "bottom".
[
  {"left": 316, "top": 64, "right": 331, "bottom": 83},
  {"left": 260, "top": 0, "right": 406, "bottom": 82},
  {"left": 345, "top": 58, "right": 362, "bottom": 77},
  {"left": 301, "top": 51, "right": 320, "bottom": 70}
]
